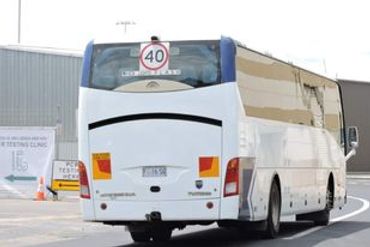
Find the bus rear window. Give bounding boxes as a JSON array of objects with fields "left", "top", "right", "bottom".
[{"left": 90, "top": 40, "right": 221, "bottom": 91}]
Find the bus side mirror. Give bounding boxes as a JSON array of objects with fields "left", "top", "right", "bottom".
[
  {"left": 348, "top": 126, "right": 359, "bottom": 148},
  {"left": 345, "top": 126, "right": 359, "bottom": 162}
]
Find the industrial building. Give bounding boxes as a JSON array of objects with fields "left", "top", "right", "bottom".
[
  {"left": 338, "top": 79, "right": 370, "bottom": 172},
  {"left": 0, "top": 46, "right": 368, "bottom": 172},
  {"left": 0, "top": 45, "right": 82, "bottom": 161}
]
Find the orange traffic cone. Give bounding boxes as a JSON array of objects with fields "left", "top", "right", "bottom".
[{"left": 35, "top": 176, "right": 46, "bottom": 201}]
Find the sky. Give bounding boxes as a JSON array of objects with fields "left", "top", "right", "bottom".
[{"left": 1, "top": 0, "right": 370, "bottom": 81}]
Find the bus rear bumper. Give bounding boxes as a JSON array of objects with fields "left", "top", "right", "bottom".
[{"left": 88, "top": 198, "right": 221, "bottom": 221}]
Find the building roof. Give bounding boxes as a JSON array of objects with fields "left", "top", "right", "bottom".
[
  {"left": 338, "top": 79, "right": 370, "bottom": 84},
  {"left": 0, "top": 44, "right": 82, "bottom": 58}
]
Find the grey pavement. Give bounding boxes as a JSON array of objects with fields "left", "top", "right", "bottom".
[{"left": 1, "top": 177, "right": 370, "bottom": 247}]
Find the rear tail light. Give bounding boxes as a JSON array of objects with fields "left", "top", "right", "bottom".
[
  {"left": 224, "top": 158, "right": 239, "bottom": 197},
  {"left": 78, "top": 161, "right": 91, "bottom": 199}
]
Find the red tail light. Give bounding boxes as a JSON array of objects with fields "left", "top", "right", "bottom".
[
  {"left": 78, "top": 161, "right": 91, "bottom": 199},
  {"left": 224, "top": 158, "right": 239, "bottom": 197}
]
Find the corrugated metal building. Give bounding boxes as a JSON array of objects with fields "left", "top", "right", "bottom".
[
  {"left": 338, "top": 79, "right": 370, "bottom": 172},
  {"left": 0, "top": 45, "right": 82, "bottom": 160}
]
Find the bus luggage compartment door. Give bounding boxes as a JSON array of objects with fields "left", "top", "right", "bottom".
[{"left": 88, "top": 118, "right": 222, "bottom": 202}]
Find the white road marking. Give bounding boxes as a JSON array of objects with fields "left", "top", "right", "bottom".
[
  {"left": 0, "top": 181, "right": 28, "bottom": 199},
  {"left": 347, "top": 181, "right": 370, "bottom": 186},
  {"left": 0, "top": 214, "right": 80, "bottom": 223},
  {"left": 331, "top": 196, "right": 370, "bottom": 222},
  {"left": 283, "top": 226, "right": 324, "bottom": 240},
  {"left": 284, "top": 196, "right": 370, "bottom": 240}
]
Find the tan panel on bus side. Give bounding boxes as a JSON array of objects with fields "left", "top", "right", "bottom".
[
  {"left": 236, "top": 47, "right": 312, "bottom": 126},
  {"left": 235, "top": 46, "right": 343, "bottom": 145}
]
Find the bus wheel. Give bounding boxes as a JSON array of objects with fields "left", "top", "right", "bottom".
[
  {"left": 264, "top": 180, "right": 281, "bottom": 238},
  {"left": 296, "top": 182, "right": 333, "bottom": 226},
  {"left": 130, "top": 231, "right": 151, "bottom": 242},
  {"left": 313, "top": 183, "right": 332, "bottom": 226},
  {"left": 151, "top": 228, "right": 172, "bottom": 242}
]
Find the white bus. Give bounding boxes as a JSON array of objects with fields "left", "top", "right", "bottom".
[{"left": 78, "top": 35, "right": 358, "bottom": 242}]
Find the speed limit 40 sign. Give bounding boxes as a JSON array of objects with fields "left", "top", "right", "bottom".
[{"left": 139, "top": 42, "right": 169, "bottom": 71}]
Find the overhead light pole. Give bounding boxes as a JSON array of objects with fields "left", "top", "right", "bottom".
[
  {"left": 116, "top": 20, "right": 136, "bottom": 35},
  {"left": 18, "top": 0, "right": 22, "bottom": 43}
]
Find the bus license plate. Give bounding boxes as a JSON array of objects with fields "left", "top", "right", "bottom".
[{"left": 143, "top": 166, "right": 167, "bottom": 177}]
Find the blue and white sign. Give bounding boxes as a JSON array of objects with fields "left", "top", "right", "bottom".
[{"left": 0, "top": 127, "right": 56, "bottom": 199}]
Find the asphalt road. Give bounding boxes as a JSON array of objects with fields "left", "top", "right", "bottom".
[{"left": 1, "top": 178, "right": 370, "bottom": 247}]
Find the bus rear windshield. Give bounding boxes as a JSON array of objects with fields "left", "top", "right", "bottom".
[{"left": 90, "top": 40, "right": 221, "bottom": 91}]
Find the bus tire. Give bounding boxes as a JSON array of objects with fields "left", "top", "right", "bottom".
[
  {"left": 313, "top": 182, "right": 333, "bottom": 226},
  {"left": 313, "top": 209, "right": 330, "bottom": 226},
  {"left": 151, "top": 228, "right": 172, "bottom": 242},
  {"left": 296, "top": 179, "right": 333, "bottom": 226},
  {"left": 264, "top": 179, "right": 281, "bottom": 238},
  {"left": 130, "top": 231, "right": 151, "bottom": 242}
]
